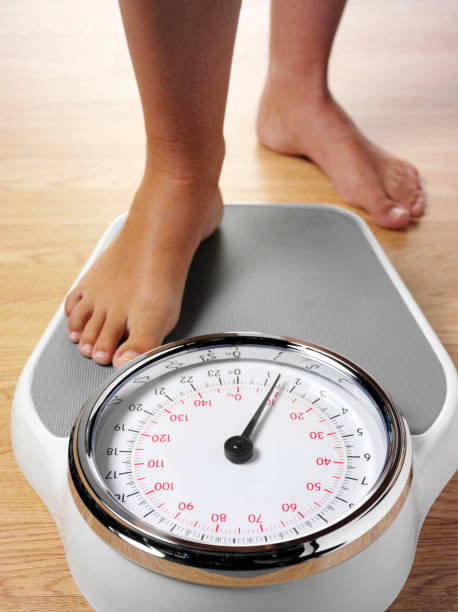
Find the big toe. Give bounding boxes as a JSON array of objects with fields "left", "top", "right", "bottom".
[
  {"left": 367, "top": 195, "right": 412, "bottom": 229},
  {"left": 112, "top": 310, "right": 172, "bottom": 369}
]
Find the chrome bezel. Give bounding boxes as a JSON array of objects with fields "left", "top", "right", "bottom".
[{"left": 69, "top": 332, "right": 411, "bottom": 583}]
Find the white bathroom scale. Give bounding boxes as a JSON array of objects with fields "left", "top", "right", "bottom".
[{"left": 12, "top": 203, "right": 458, "bottom": 612}]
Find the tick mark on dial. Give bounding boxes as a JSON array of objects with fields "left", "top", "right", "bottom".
[{"left": 317, "top": 513, "right": 328, "bottom": 523}]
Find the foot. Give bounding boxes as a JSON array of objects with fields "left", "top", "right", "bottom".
[
  {"left": 257, "top": 86, "right": 424, "bottom": 229},
  {"left": 64, "top": 170, "right": 223, "bottom": 368}
]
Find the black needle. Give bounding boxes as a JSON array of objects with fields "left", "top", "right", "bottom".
[{"left": 224, "top": 373, "right": 281, "bottom": 464}]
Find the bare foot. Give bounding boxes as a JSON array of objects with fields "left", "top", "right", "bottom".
[
  {"left": 257, "top": 87, "right": 424, "bottom": 229},
  {"left": 65, "top": 169, "right": 223, "bottom": 368}
]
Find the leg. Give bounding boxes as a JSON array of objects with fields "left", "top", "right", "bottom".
[
  {"left": 257, "top": 0, "right": 424, "bottom": 229},
  {"left": 65, "top": 0, "right": 241, "bottom": 367}
]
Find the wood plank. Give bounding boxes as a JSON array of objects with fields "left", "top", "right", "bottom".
[{"left": 1, "top": 0, "right": 456, "bottom": 610}]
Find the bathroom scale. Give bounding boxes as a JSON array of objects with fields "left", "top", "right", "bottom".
[{"left": 11, "top": 203, "right": 458, "bottom": 612}]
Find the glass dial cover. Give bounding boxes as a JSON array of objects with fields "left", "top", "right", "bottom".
[{"left": 69, "top": 333, "right": 409, "bottom": 581}]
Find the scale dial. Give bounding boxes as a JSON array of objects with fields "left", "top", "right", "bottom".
[{"left": 69, "top": 333, "right": 411, "bottom": 585}]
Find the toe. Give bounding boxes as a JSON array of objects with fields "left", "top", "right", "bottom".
[
  {"left": 410, "top": 189, "right": 425, "bottom": 218},
  {"left": 402, "top": 161, "right": 419, "bottom": 180},
  {"left": 367, "top": 195, "right": 412, "bottom": 229},
  {"left": 67, "top": 299, "right": 93, "bottom": 343},
  {"left": 384, "top": 163, "right": 419, "bottom": 209},
  {"left": 65, "top": 288, "right": 83, "bottom": 317},
  {"left": 78, "top": 310, "right": 106, "bottom": 358},
  {"left": 92, "top": 313, "right": 127, "bottom": 365},
  {"left": 112, "top": 310, "right": 169, "bottom": 369}
]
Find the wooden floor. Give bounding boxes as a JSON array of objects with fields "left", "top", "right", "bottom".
[{"left": 1, "top": 1, "right": 457, "bottom": 610}]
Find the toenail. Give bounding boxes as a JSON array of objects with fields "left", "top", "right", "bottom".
[
  {"left": 79, "top": 343, "right": 93, "bottom": 356},
  {"left": 117, "top": 351, "right": 140, "bottom": 364},
  {"left": 93, "top": 351, "right": 108, "bottom": 363},
  {"left": 388, "top": 206, "right": 409, "bottom": 222},
  {"left": 412, "top": 201, "right": 423, "bottom": 215},
  {"left": 69, "top": 331, "right": 80, "bottom": 342}
]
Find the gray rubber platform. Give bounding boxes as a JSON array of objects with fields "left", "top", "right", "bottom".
[{"left": 31, "top": 204, "right": 446, "bottom": 437}]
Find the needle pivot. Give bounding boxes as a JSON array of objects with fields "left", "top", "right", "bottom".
[
  {"left": 224, "top": 373, "right": 281, "bottom": 464},
  {"left": 224, "top": 435, "right": 253, "bottom": 464}
]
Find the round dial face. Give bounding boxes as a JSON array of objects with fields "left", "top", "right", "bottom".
[{"left": 71, "top": 334, "right": 405, "bottom": 561}]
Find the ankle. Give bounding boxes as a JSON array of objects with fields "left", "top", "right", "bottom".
[
  {"left": 145, "top": 136, "right": 225, "bottom": 185},
  {"left": 263, "top": 70, "right": 332, "bottom": 107},
  {"left": 127, "top": 163, "right": 223, "bottom": 248}
]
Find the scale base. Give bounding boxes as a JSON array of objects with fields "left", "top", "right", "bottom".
[{"left": 12, "top": 204, "right": 458, "bottom": 611}]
